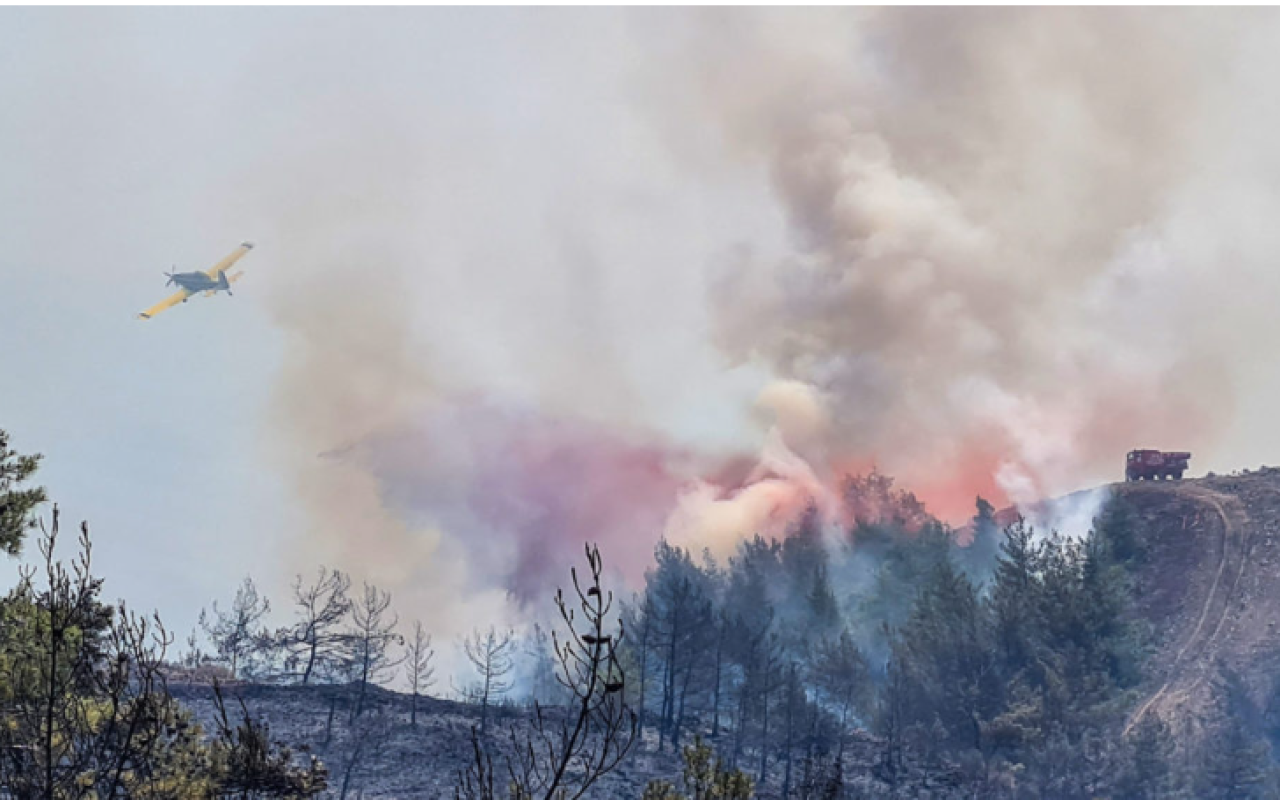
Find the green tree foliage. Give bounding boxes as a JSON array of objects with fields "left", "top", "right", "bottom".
[
  {"left": 808, "top": 629, "right": 873, "bottom": 754},
  {"left": 622, "top": 482, "right": 1165, "bottom": 797},
  {"left": 955, "top": 496, "right": 1002, "bottom": 585},
  {"left": 886, "top": 558, "right": 998, "bottom": 755},
  {"left": 1201, "top": 712, "right": 1274, "bottom": 800},
  {"left": 210, "top": 681, "right": 328, "bottom": 798},
  {"left": 642, "top": 736, "right": 754, "bottom": 800},
  {"left": 1114, "top": 714, "right": 1179, "bottom": 800},
  {"left": 985, "top": 516, "right": 1144, "bottom": 757},
  {"left": 0, "top": 427, "right": 47, "bottom": 556},
  {"left": 851, "top": 519, "right": 953, "bottom": 653},
  {"left": 1093, "top": 493, "right": 1142, "bottom": 568},
  {"left": 1199, "top": 667, "right": 1276, "bottom": 800},
  {"left": 0, "top": 507, "right": 326, "bottom": 798},
  {"left": 781, "top": 507, "right": 840, "bottom": 642}
]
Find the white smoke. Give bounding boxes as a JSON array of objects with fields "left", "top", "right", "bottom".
[{"left": 645, "top": 8, "right": 1266, "bottom": 522}]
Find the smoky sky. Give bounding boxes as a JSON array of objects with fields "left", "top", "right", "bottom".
[{"left": 6, "top": 9, "right": 1280, "bottom": 653}]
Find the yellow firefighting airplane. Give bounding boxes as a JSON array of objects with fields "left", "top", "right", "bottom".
[{"left": 137, "top": 242, "right": 254, "bottom": 320}]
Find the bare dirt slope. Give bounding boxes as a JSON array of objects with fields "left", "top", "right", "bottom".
[{"left": 1115, "top": 468, "right": 1280, "bottom": 742}]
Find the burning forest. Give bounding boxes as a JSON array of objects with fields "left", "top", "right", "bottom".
[{"left": 7, "top": 6, "right": 1280, "bottom": 799}]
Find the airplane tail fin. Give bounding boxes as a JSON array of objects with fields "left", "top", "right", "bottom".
[{"left": 217, "top": 271, "right": 232, "bottom": 295}]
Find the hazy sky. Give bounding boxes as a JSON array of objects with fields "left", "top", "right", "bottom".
[
  {"left": 0, "top": 8, "right": 778, "bottom": 644},
  {"left": 7, "top": 8, "right": 1280, "bottom": 658}
]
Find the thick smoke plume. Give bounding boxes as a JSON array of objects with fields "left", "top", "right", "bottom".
[
  {"left": 241, "top": 9, "right": 1280, "bottom": 633},
  {"left": 658, "top": 8, "right": 1254, "bottom": 527}
]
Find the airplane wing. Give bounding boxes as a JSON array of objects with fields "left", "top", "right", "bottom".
[
  {"left": 137, "top": 288, "right": 192, "bottom": 320},
  {"left": 203, "top": 241, "right": 254, "bottom": 279}
]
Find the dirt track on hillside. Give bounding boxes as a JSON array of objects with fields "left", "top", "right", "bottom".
[{"left": 1118, "top": 470, "right": 1280, "bottom": 741}]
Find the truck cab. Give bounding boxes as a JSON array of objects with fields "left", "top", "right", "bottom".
[{"left": 1126, "top": 449, "right": 1190, "bottom": 481}]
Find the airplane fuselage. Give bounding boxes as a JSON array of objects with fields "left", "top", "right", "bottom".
[
  {"left": 170, "top": 271, "right": 231, "bottom": 294},
  {"left": 139, "top": 241, "right": 253, "bottom": 319}
]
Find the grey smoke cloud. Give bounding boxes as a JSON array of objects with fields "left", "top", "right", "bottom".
[
  {"left": 648, "top": 8, "right": 1268, "bottom": 521},
  {"left": 188, "top": 8, "right": 1280, "bottom": 640}
]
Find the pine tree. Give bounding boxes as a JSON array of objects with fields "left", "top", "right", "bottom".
[
  {"left": 1114, "top": 714, "right": 1178, "bottom": 799},
  {"left": 643, "top": 736, "right": 754, "bottom": 800},
  {"left": 200, "top": 577, "right": 272, "bottom": 680},
  {"left": 1201, "top": 712, "right": 1273, "bottom": 799},
  {"left": 403, "top": 620, "right": 435, "bottom": 727},
  {"left": 342, "top": 582, "right": 403, "bottom": 721},
  {"left": 805, "top": 564, "right": 840, "bottom": 637},
  {"left": 809, "top": 628, "right": 873, "bottom": 757},
  {"left": 890, "top": 557, "right": 997, "bottom": 754},
  {"left": 1202, "top": 667, "right": 1275, "bottom": 799},
  {"left": 278, "top": 566, "right": 352, "bottom": 685},
  {"left": 646, "top": 540, "right": 716, "bottom": 751},
  {"left": 462, "top": 627, "right": 515, "bottom": 736},
  {"left": 1079, "top": 528, "right": 1143, "bottom": 691},
  {"left": 989, "top": 518, "right": 1043, "bottom": 683},
  {"left": 0, "top": 428, "right": 47, "bottom": 556},
  {"left": 955, "top": 496, "right": 1002, "bottom": 585},
  {"left": 782, "top": 506, "right": 840, "bottom": 641},
  {"left": 1093, "top": 494, "right": 1142, "bottom": 567}
]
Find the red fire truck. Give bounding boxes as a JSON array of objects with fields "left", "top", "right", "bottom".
[{"left": 1125, "top": 450, "right": 1190, "bottom": 481}]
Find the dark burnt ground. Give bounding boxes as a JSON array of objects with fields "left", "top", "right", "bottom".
[{"left": 166, "top": 680, "right": 984, "bottom": 799}]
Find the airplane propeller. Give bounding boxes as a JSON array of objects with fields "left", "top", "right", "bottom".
[{"left": 163, "top": 267, "right": 177, "bottom": 287}]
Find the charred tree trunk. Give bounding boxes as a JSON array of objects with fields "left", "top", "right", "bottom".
[
  {"left": 711, "top": 617, "right": 725, "bottom": 739},
  {"left": 338, "top": 729, "right": 367, "bottom": 800},
  {"left": 837, "top": 689, "right": 851, "bottom": 762},
  {"left": 302, "top": 637, "right": 318, "bottom": 685},
  {"left": 637, "top": 601, "right": 651, "bottom": 739},
  {"left": 480, "top": 667, "right": 492, "bottom": 736},
  {"left": 732, "top": 682, "right": 749, "bottom": 771},
  {"left": 660, "top": 611, "right": 681, "bottom": 752},
  {"left": 350, "top": 649, "right": 373, "bottom": 724},
  {"left": 759, "top": 672, "right": 772, "bottom": 787},
  {"left": 324, "top": 694, "right": 338, "bottom": 746},
  {"left": 783, "top": 664, "right": 796, "bottom": 799},
  {"left": 674, "top": 647, "right": 699, "bottom": 749}
]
